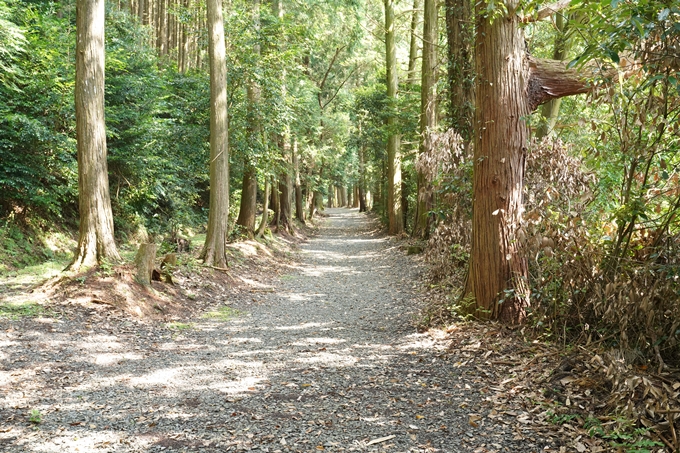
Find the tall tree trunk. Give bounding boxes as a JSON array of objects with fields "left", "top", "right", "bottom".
[
  {"left": 536, "top": 13, "right": 570, "bottom": 139},
  {"left": 236, "top": 166, "right": 257, "bottom": 235},
  {"left": 269, "top": 176, "right": 280, "bottom": 227},
  {"left": 445, "top": 0, "right": 473, "bottom": 139},
  {"left": 200, "top": 0, "right": 229, "bottom": 268},
  {"left": 466, "top": 0, "right": 594, "bottom": 323},
  {"left": 293, "top": 138, "right": 305, "bottom": 223},
  {"left": 256, "top": 177, "right": 271, "bottom": 238},
  {"left": 278, "top": 135, "right": 293, "bottom": 233},
  {"left": 407, "top": 0, "right": 421, "bottom": 83},
  {"left": 384, "top": 0, "right": 403, "bottom": 235},
  {"left": 236, "top": 0, "right": 261, "bottom": 236},
  {"left": 466, "top": 0, "right": 530, "bottom": 323},
  {"left": 413, "top": 0, "right": 438, "bottom": 238},
  {"left": 70, "top": 0, "right": 121, "bottom": 270},
  {"left": 137, "top": 0, "right": 145, "bottom": 23}
]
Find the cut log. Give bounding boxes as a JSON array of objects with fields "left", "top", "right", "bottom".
[{"left": 134, "top": 243, "right": 157, "bottom": 285}]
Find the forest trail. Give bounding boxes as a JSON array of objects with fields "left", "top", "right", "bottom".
[{"left": 0, "top": 209, "right": 562, "bottom": 452}]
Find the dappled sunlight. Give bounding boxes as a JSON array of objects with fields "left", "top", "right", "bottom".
[
  {"left": 0, "top": 209, "right": 452, "bottom": 452},
  {"left": 237, "top": 276, "right": 274, "bottom": 289},
  {"left": 92, "top": 352, "right": 132, "bottom": 366},
  {"left": 232, "top": 336, "right": 263, "bottom": 343},
  {"left": 283, "top": 292, "right": 319, "bottom": 302},
  {"left": 295, "top": 351, "right": 359, "bottom": 367},
  {"left": 300, "top": 264, "right": 356, "bottom": 276},
  {"left": 129, "top": 367, "right": 182, "bottom": 386},
  {"left": 292, "top": 337, "right": 347, "bottom": 345},
  {"left": 213, "top": 376, "right": 267, "bottom": 395},
  {"left": 274, "top": 322, "right": 330, "bottom": 331}
]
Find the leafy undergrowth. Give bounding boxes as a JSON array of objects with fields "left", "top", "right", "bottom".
[{"left": 421, "top": 303, "right": 680, "bottom": 452}]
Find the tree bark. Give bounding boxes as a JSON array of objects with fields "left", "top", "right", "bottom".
[
  {"left": 236, "top": 0, "right": 261, "bottom": 236},
  {"left": 466, "top": 0, "right": 595, "bottom": 323},
  {"left": 200, "top": 0, "right": 229, "bottom": 268},
  {"left": 134, "top": 243, "right": 157, "bottom": 285},
  {"left": 269, "top": 176, "right": 280, "bottom": 227},
  {"left": 293, "top": 138, "right": 305, "bottom": 223},
  {"left": 384, "top": 0, "right": 403, "bottom": 235},
  {"left": 445, "top": 0, "right": 473, "bottom": 139},
  {"left": 236, "top": 165, "right": 257, "bottom": 235},
  {"left": 359, "top": 142, "right": 367, "bottom": 212},
  {"left": 256, "top": 177, "right": 270, "bottom": 238},
  {"left": 413, "top": 0, "right": 437, "bottom": 239},
  {"left": 278, "top": 149, "right": 293, "bottom": 232},
  {"left": 407, "top": 0, "right": 421, "bottom": 84},
  {"left": 466, "top": 0, "right": 531, "bottom": 323},
  {"left": 70, "top": 0, "right": 121, "bottom": 270}
]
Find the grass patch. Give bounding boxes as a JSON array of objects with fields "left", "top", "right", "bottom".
[
  {"left": 190, "top": 233, "right": 207, "bottom": 250},
  {"left": 166, "top": 321, "right": 193, "bottom": 331},
  {"left": 202, "top": 305, "right": 243, "bottom": 321},
  {"left": 0, "top": 301, "right": 47, "bottom": 319}
]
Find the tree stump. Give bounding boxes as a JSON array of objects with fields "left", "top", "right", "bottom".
[
  {"left": 161, "top": 253, "right": 177, "bottom": 284},
  {"left": 134, "top": 243, "right": 157, "bottom": 285}
]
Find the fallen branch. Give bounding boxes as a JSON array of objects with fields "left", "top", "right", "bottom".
[{"left": 366, "top": 435, "right": 396, "bottom": 446}]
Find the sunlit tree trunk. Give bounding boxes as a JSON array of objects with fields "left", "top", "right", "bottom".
[
  {"left": 137, "top": 0, "right": 145, "bottom": 23},
  {"left": 413, "top": 0, "right": 437, "bottom": 238},
  {"left": 200, "top": 0, "right": 229, "bottom": 268},
  {"left": 236, "top": 0, "right": 261, "bottom": 236},
  {"left": 407, "top": 0, "right": 421, "bottom": 84},
  {"left": 278, "top": 135, "right": 293, "bottom": 233},
  {"left": 384, "top": 0, "right": 403, "bottom": 234},
  {"left": 70, "top": 0, "right": 121, "bottom": 270},
  {"left": 256, "top": 177, "right": 270, "bottom": 238},
  {"left": 269, "top": 174, "right": 280, "bottom": 227},
  {"left": 293, "top": 138, "right": 305, "bottom": 223},
  {"left": 466, "top": 0, "right": 593, "bottom": 323}
]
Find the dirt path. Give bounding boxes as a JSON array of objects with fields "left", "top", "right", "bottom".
[{"left": 0, "top": 209, "right": 563, "bottom": 452}]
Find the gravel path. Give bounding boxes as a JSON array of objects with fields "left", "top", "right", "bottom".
[{"left": 1, "top": 208, "right": 562, "bottom": 452}]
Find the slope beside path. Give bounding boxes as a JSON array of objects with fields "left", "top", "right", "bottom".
[{"left": 0, "top": 208, "right": 563, "bottom": 452}]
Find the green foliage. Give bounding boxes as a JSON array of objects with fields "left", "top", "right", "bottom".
[
  {"left": 0, "top": 301, "right": 47, "bottom": 319},
  {"left": 0, "top": 0, "right": 27, "bottom": 90},
  {"left": 105, "top": 8, "right": 209, "bottom": 237},
  {"left": 28, "top": 409, "right": 41, "bottom": 424},
  {"left": 202, "top": 305, "right": 243, "bottom": 321},
  {"left": 166, "top": 321, "right": 193, "bottom": 330},
  {"left": 0, "top": 1, "right": 77, "bottom": 221}
]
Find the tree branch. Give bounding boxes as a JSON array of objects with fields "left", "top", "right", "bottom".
[
  {"left": 321, "top": 65, "right": 360, "bottom": 110},
  {"left": 526, "top": 56, "right": 612, "bottom": 111},
  {"left": 317, "top": 46, "right": 345, "bottom": 109},
  {"left": 521, "top": 0, "right": 571, "bottom": 23}
]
